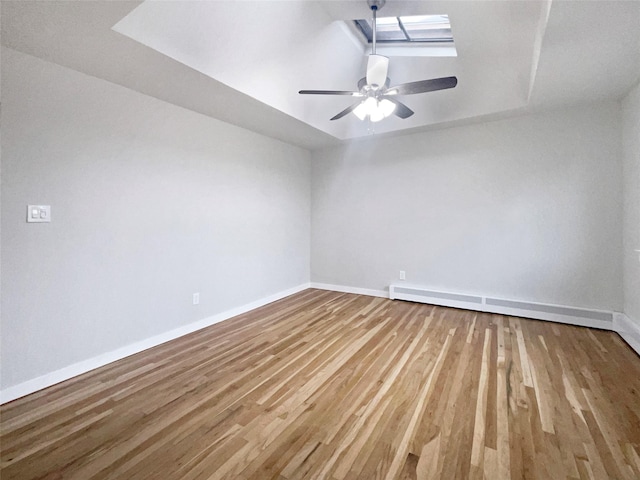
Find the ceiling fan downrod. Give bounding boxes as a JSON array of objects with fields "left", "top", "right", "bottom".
[{"left": 367, "top": 0, "right": 385, "bottom": 55}]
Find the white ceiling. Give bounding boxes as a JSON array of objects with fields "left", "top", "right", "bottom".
[{"left": 2, "top": 1, "right": 639, "bottom": 149}]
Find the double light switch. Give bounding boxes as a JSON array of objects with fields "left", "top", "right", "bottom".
[{"left": 27, "top": 205, "right": 51, "bottom": 223}]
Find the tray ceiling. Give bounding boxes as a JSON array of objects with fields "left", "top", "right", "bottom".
[{"left": 2, "top": 1, "right": 639, "bottom": 148}]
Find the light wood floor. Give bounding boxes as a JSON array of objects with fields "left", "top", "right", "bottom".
[{"left": 2, "top": 289, "right": 640, "bottom": 480}]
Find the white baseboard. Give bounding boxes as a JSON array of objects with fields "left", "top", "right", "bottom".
[
  {"left": 0, "top": 283, "right": 310, "bottom": 404},
  {"left": 310, "top": 282, "right": 388, "bottom": 298},
  {"left": 614, "top": 312, "right": 640, "bottom": 356},
  {"left": 4, "top": 283, "right": 637, "bottom": 404}
]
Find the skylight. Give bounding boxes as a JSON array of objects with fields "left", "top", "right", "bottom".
[{"left": 354, "top": 14, "right": 453, "bottom": 44}]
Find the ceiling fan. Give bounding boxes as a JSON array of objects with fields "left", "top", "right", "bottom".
[{"left": 299, "top": 0, "right": 457, "bottom": 122}]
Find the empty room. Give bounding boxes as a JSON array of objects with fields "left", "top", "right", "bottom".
[{"left": 1, "top": 0, "right": 640, "bottom": 479}]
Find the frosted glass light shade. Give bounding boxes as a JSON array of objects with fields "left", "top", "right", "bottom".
[
  {"left": 379, "top": 99, "right": 396, "bottom": 117},
  {"left": 352, "top": 97, "right": 396, "bottom": 122},
  {"left": 369, "top": 108, "right": 385, "bottom": 122},
  {"left": 353, "top": 102, "right": 368, "bottom": 120}
]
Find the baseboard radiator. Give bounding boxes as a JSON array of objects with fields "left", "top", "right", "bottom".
[{"left": 388, "top": 285, "right": 614, "bottom": 330}]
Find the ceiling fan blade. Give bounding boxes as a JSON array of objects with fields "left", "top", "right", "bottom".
[
  {"left": 387, "top": 76, "right": 458, "bottom": 95},
  {"left": 299, "top": 90, "right": 361, "bottom": 96},
  {"left": 366, "top": 54, "right": 389, "bottom": 88},
  {"left": 383, "top": 97, "right": 414, "bottom": 119},
  {"left": 330, "top": 103, "right": 360, "bottom": 121}
]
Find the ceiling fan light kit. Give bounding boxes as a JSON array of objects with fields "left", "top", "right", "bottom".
[
  {"left": 354, "top": 97, "right": 396, "bottom": 122},
  {"left": 299, "top": 0, "right": 458, "bottom": 124}
]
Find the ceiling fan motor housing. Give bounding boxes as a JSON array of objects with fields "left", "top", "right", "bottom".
[{"left": 366, "top": 55, "right": 390, "bottom": 89}]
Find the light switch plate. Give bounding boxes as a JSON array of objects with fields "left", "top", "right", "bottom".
[{"left": 27, "top": 205, "right": 51, "bottom": 223}]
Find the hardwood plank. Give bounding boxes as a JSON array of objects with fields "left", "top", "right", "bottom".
[
  {"left": 385, "top": 330, "right": 453, "bottom": 480},
  {"left": 2, "top": 289, "right": 639, "bottom": 480},
  {"left": 471, "top": 329, "right": 492, "bottom": 467}
]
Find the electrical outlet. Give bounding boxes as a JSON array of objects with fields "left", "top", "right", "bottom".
[
  {"left": 193, "top": 293, "right": 200, "bottom": 305},
  {"left": 399, "top": 271, "right": 406, "bottom": 280}
]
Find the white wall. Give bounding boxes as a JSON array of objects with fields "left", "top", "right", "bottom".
[
  {"left": 1, "top": 47, "right": 311, "bottom": 391},
  {"left": 1, "top": 45, "right": 634, "bottom": 397},
  {"left": 622, "top": 82, "right": 640, "bottom": 325},
  {"left": 311, "top": 103, "right": 623, "bottom": 311}
]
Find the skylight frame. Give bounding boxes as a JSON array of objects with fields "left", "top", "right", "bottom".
[{"left": 354, "top": 14, "right": 454, "bottom": 44}]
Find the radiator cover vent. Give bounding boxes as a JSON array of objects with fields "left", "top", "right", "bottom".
[
  {"left": 391, "top": 286, "right": 482, "bottom": 305},
  {"left": 389, "top": 284, "right": 613, "bottom": 329}
]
